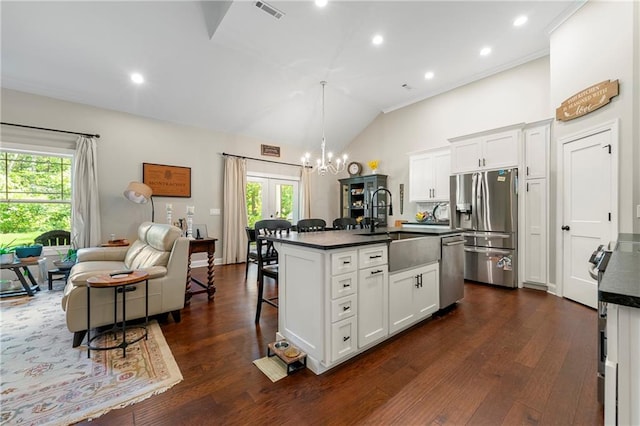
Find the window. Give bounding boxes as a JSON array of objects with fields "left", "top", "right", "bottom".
[
  {"left": 246, "top": 175, "right": 299, "bottom": 227},
  {"left": 0, "top": 150, "right": 72, "bottom": 246}
]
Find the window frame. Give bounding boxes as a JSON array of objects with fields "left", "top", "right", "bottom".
[{"left": 1, "top": 142, "right": 75, "bottom": 252}]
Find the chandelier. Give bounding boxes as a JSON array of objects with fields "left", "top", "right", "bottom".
[{"left": 301, "top": 81, "right": 347, "bottom": 175}]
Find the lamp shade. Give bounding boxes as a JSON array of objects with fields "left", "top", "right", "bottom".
[{"left": 124, "top": 181, "right": 152, "bottom": 204}]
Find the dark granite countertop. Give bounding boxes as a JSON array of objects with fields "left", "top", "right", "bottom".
[
  {"left": 263, "top": 227, "right": 462, "bottom": 250},
  {"left": 598, "top": 233, "right": 640, "bottom": 309}
]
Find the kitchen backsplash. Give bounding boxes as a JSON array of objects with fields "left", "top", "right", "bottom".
[{"left": 415, "top": 201, "right": 450, "bottom": 224}]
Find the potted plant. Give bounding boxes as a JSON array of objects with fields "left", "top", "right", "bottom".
[
  {"left": 14, "top": 242, "right": 43, "bottom": 259},
  {"left": 0, "top": 240, "right": 16, "bottom": 264},
  {"left": 54, "top": 234, "right": 78, "bottom": 270}
]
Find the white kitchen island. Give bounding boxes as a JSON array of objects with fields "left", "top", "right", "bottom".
[{"left": 266, "top": 227, "right": 459, "bottom": 374}]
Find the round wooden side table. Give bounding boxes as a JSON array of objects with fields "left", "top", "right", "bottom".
[{"left": 86, "top": 270, "right": 149, "bottom": 358}]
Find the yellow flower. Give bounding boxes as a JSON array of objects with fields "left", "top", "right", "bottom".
[{"left": 367, "top": 160, "right": 379, "bottom": 170}]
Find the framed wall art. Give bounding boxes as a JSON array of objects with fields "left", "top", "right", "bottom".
[{"left": 142, "top": 163, "right": 191, "bottom": 197}]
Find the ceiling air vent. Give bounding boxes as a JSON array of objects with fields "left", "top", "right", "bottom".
[{"left": 255, "top": 1, "right": 285, "bottom": 19}]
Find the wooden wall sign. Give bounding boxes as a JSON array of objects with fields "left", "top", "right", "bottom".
[
  {"left": 261, "top": 144, "right": 280, "bottom": 157},
  {"left": 143, "top": 163, "right": 191, "bottom": 197},
  {"left": 556, "top": 79, "right": 619, "bottom": 122}
]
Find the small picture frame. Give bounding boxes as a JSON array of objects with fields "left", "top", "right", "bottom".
[
  {"left": 193, "top": 224, "right": 208, "bottom": 240},
  {"left": 261, "top": 144, "right": 280, "bottom": 157}
]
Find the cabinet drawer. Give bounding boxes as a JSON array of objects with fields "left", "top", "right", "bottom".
[
  {"left": 331, "top": 294, "right": 357, "bottom": 323},
  {"left": 331, "top": 250, "right": 357, "bottom": 275},
  {"left": 331, "top": 272, "right": 357, "bottom": 299},
  {"left": 358, "top": 245, "right": 387, "bottom": 269},
  {"left": 331, "top": 316, "right": 357, "bottom": 362}
]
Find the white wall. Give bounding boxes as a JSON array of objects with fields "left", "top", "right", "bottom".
[
  {"left": 550, "top": 0, "right": 639, "bottom": 235},
  {"left": 314, "top": 56, "right": 553, "bottom": 223},
  {"left": 0, "top": 88, "right": 309, "bottom": 262}
]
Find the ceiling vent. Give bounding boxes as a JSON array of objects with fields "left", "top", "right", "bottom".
[{"left": 255, "top": 1, "right": 284, "bottom": 19}]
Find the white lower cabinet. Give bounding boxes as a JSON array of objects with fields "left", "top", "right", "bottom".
[
  {"left": 389, "top": 263, "right": 439, "bottom": 334},
  {"left": 358, "top": 265, "right": 388, "bottom": 348},
  {"left": 331, "top": 316, "right": 357, "bottom": 362}
]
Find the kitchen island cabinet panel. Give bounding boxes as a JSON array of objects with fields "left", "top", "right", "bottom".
[
  {"left": 331, "top": 317, "right": 357, "bottom": 362},
  {"left": 389, "top": 262, "right": 439, "bottom": 334},
  {"left": 279, "top": 245, "right": 325, "bottom": 361},
  {"left": 358, "top": 265, "right": 388, "bottom": 348}
]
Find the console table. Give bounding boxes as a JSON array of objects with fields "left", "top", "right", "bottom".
[{"left": 185, "top": 238, "right": 217, "bottom": 304}]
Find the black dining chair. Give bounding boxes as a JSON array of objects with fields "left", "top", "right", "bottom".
[
  {"left": 254, "top": 219, "right": 291, "bottom": 323},
  {"left": 245, "top": 227, "right": 259, "bottom": 280},
  {"left": 296, "top": 218, "right": 326, "bottom": 232},
  {"left": 332, "top": 217, "right": 358, "bottom": 230}
]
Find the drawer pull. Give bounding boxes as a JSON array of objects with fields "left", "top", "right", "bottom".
[
  {"left": 370, "top": 269, "right": 383, "bottom": 275},
  {"left": 343, "top": 305, "right": 350, "bottom": 311},
  {"left": 342, "top": 260, "right": 351, "bottom": 265},
  {"left": 342, "top": 283, "right": 350, "bottom": 288},
  {"left": 343, "top": 336, "right": 350, "bottom": 342},
  {"left": 369, "top": 254, "right": 382, "bottom": 259}
]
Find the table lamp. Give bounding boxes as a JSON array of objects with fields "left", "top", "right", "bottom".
[{"left": 124, "top": 181, "right": 154, "bottom": 222}]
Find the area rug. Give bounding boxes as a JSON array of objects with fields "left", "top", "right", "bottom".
[
  {"left": 253, "top": 356, "right": 288, "bottom": 382},
  {"left": 0, "top": 291, "right": 183, "bottom": 425}
]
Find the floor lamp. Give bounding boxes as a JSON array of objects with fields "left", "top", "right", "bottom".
[{"left": 124, "top": 181, "right": 155, "bottom": 222}]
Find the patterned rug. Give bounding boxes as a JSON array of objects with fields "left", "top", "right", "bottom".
[{"left": 0, "top": 291, "right": 183, "bottom": 425}]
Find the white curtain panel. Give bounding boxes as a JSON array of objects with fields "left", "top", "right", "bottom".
[
  {"left": 72, "top": 136, "right": 101, "bottom": 248},
  {"left": 222, "top": 156, "right": 248, "bottom": 264},
  {"left": 300, "top": 166, "right": 311, "bottom": 219}
]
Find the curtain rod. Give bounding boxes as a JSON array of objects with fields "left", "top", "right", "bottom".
[
  {"left": 221, "top": 152, "right": 309, "bottom": 168},
  {"left": 0, "top": 122, "right": 100, "bottom": 139}
]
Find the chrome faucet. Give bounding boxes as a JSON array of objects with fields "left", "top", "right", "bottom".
[{"left": 369, "top": 187, "right": 393, "bottom": 233}]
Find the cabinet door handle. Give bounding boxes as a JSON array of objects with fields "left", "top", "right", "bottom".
[
  {"left": 526, "top": 182, "right": 529, "bottom": 192},
  {"left": 478, "top": 159, "right": 481, "bottom": 167},
  {"left": 369, "top": 255, "right": 382, "bottom": 259},
  {"left": 343, "top": 336, "right": 350, "bottom": 342},
  {"left": 415, "top": 275, "right": 420, "bottom": 288},
  {"left": 526, "top": 166, "right": 529, "bottom": 176},
  {"left": 370, "top": 269, "right": 383, "bottom": 275},
  {"left": 483, "top": 158, "right": 486, "bottom": 167}
]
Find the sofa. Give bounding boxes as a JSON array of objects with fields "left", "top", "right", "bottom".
[{"left": 61, "top": 222, "right": 189, "bottom": 347}]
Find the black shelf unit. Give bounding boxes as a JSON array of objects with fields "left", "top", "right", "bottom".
[{"left": 338, "top": 174, "right": 388, "bottom": 227}]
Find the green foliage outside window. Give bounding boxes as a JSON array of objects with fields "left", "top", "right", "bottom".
[
  {"left": 246, "top": 182, "right": 262, "bottom": 228},
  {"left": 0, "top": 151, "right": 72, "bottom": 246}
]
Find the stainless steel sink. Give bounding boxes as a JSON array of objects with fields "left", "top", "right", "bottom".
[{"left": 357, "top": 231, "right": 441, "bottom": 272}]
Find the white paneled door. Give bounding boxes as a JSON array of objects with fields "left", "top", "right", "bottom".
[{"left": 561, "top": 126, "right": 616, "bottom": 309}]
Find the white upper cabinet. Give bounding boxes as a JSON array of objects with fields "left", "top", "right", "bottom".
[
  {"left": 450, "top": 128, "right": 521, "bottom": 174},
  {"left": 409, "top": 148, "right": 450, "bottom": 202},
  {"left": 524, "top": 124, "right": 549, "bottom": 179}
]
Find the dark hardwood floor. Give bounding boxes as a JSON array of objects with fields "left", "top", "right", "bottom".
[{"left": 80, "top": 264, "right": 603, "bottom": 425}]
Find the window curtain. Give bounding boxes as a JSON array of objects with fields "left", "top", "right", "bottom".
[
  {"left": 300, "top": 166, "right": 311, "bottom": 219},
  {"left": 222, "top": 156, "right": 248, "bottom": 264},
  {"left": 72, "top": 136, "right": 101, "bottom": 248}
]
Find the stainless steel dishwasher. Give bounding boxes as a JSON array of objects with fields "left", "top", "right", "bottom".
[{"left": 440, "top": 234, "right": 465, "bottom": 308}]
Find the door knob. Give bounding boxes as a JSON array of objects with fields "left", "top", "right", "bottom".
[{"left": 561, "top": 225, "right": 570, "bottom": 231}]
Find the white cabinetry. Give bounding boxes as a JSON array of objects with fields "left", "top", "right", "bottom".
[
  {"left": 450, "top": 128, "right": 520, "bottom": 174},
  {"left": 329, "top": 250, "right": 358, "bottom": 362},
  {"left": 409, "top": 148, "right": 450, "bottom": 201},
  {"left": 522, "top": 122, "right": 550, "bottom": 287},
  {"left": 389, "top": 262, "right": 439, "bottom": 334},
  {"left": 357, "top": 246, "right": 388, "bottom": 348}
]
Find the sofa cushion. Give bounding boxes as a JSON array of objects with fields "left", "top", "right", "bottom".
[{"left": 123, "top": 223, "right": 181, "bottom": 269}]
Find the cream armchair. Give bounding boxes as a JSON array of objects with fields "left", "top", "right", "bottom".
[{"left": 62, "top": 222, "right": 189, "bottom": 347}]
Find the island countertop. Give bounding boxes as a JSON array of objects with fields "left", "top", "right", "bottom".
[
  {"left": 599, "top": 233, "right": 640, "bottom": 309},
  {"left": 263, "top": 226, "right": 462, "bottom": 250}
]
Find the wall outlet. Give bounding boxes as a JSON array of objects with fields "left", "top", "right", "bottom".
[{"left": 210, "top": 208, "right": 221, "bottom": 215}]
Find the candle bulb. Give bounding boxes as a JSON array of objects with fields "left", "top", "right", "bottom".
[
  {"left": 166, "top": 203, "right": 172, "bottom": 212},
  {"left": 187, "top": 206, "right": 195, "bottom": 215}
]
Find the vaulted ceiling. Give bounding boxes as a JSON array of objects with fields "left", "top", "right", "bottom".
[{"left": 1, "top": 1, "right": 580, "bottom": 153}]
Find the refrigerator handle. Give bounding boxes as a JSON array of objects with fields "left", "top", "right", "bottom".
[{"left": 471, "top": 173, "right": 478, "bottom": 229}]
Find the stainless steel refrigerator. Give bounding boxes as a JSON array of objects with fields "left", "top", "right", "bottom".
[{"left": 450, "top": 169, "right": 518, "bottom": 288}]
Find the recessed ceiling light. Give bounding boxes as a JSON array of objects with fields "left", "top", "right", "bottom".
[
  {"left": 130, "top": 73, "right": 144, "bottom": 84},
  {"left": 424, "top": 71, "right": 434, "bottom": 80},
  {"left": 372, "top": 34, "right": 384, "bottom": 46},
  {"left": 480, "top": 47, "right": 492, "bottom": 56},
  {"left": 513, "top": 15, "right": 528, "bottom": 27},
  {"left": 315, "top": 0, "right": 328, "bottom": 7}
]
